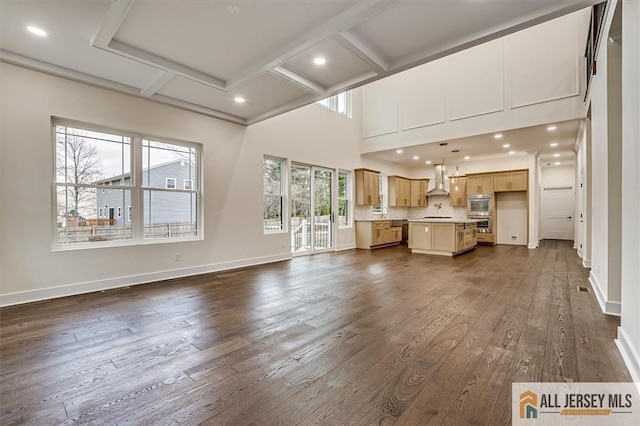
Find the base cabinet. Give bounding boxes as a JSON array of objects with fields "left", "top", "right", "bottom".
[
  {"left": 356, "top": 221, "right": 402, "bottom": 249},
  {"left": 409, "top": 222, "right": 477, "bottom": 256}
]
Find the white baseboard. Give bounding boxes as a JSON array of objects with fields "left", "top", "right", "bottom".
[
  {"left": 588, "top": 272, "right": 622, "bottom": 316},
  {"left": 336, "top": 243, "right": 356, "bottom": 251},
  {"left": 527, "top": 240, "right": 539, "bottom": 250},
  {"left": 616, "top": 327, "right": 640, "bottom": 392},
  {"left": 0, "top": 253, "right": 292, "bottom": 307},
  {"left": 582, "top": 258, "right": 592, "bottom": 268}
]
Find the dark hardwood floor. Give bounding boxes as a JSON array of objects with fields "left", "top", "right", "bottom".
[{"left": 0, "top": 240, "right": 630, "bottom": 425}]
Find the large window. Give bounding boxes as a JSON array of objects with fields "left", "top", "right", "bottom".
[
  {"left": 316, "top": 91, "right": 351, "bottom": 118},
  {"left": 263, "top": 157, "right": 285, "bottom": 232},
  {"left": 338, "top": 171, "right": 351, "bottom": 228},
  {"left": 54, "top": 120, "right": 201, "bottom": 248}
]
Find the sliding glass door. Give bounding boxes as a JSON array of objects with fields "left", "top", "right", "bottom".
[{"left": 290, "top": 164, "right": 333, "bottom": 254}]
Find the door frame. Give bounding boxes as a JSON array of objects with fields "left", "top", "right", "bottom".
[
  {"left": 540, "top": 184, "right": 576, "bottom": 240},
  {"left": 289, "top": 162, "right": 336, "bottom": 256}
]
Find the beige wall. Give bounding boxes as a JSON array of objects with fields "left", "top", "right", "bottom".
[{"left": 0, "top": 63, "right": 365, "bottom": 305}]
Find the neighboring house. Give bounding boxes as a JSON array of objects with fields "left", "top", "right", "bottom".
[{"left": 95, "top": 159, "right": 196, "bottom": 227}]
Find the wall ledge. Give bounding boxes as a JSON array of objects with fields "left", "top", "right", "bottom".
[
  {"left": 0, "top": 253, "right": 292, "bottom": 307},
  {"left": 588, "top": 272, "right": 622, "bottom": 316},
  {"left": 616, "top": 326, "right": 640, "bottom": 393}
]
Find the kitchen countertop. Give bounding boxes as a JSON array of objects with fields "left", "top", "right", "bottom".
[{"left": 407, "top": 218, "right": 482, "bottom": 224}]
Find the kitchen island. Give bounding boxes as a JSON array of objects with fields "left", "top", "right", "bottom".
[{"left": 407, "top": 218, "right": 479, "bottom": 256}]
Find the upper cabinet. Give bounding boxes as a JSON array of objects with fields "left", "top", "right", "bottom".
[
  {"left": 449, "top": 177, "right": 467, "bottom": 207},
  {"left": 390, "top": 177, "right": 428, "bottom": 207},
  {"left": 410, "top": 179, "right": 428, "bottom": 207},
  {"left": 493, "top": 170, "right": 528, "bottom": 192},
  {"left": 388, "top": 176, "right": 412, "bottom": 207},
  {"left": 467, "top": 174, "right": 494, "bottom": 195},
  {"left": 355, "top": 169, "right": 380, "bottom": 205}
]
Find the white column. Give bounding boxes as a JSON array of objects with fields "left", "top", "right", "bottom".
[{"left": 527, "top": 150, "right": 539, "bottom": 249}]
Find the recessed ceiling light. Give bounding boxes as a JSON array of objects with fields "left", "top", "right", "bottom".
[
  {"left": 502, "top": 143, "right": 510, "bottom": 148},
  {"left": 234, "top": 96, "right": 245, "bottom": 103},
  {"left": 555, "top": 162, "right": 561, "bottom": 165},
  {"left": 464, "top": 156, "right": 470, "bottom": 160},
  {"left": 425, "top": 160, "right": 432, "bottom": 164},
  {"left": 494, "top": 133, "right": 503, "bottom": 139},
  {"left": 227, "top": 3, "right": 242, "bottom": 14},
  {"left": 509, "top": 151, "right": 516, "bottom": 155},
  {"left": 553, "top": 153, "right": 560, "bottom": 157},
  {"left": 550, "top": 142, "right": 558, "bottom": 147},
  {"left": 313, "top": 57, "right": 326, "bottom": 65},
  {"left": 412, "top": 155, "right": 419, "bottom": 160},
  {"left": 396, "top": 149, "right": 403, "bottom": 154},
  {"left": 27, "top": 26, "right": 47, "bottom": 37},
  {"left": 547, "top": 125, "right": 557, "bottom": 131}
]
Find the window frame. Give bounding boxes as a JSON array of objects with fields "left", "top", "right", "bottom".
[
  {"left": 337, "top": 170, "right": 352, "bottom": 229},
  {"left": 165, "top": 178, "right": 176, "bottom": 189},
  {"left": 52, "top": 118, "right": 203, "bottom": 250},
  {"left": 184, "top": 179, "right": 193, "bottom": 190},
  {"left": 316, "top": 91, "right": 352, "bottom": 118},
  {"left": 263, "top": 156, "right": 287, "bottom": 234}
]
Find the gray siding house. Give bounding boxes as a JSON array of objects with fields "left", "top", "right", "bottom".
[{"left": 96, "top": 160, "right": 196, "bottom": 227}]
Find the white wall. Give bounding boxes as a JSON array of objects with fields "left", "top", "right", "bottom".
[
  {"left": 0, "top": 63, "right": 364, "bottom": 305},
  {"left": 360, "top": 9, "right": 590, "bottom": 154},
  {"left": 618, "top": 0, "right": 640, "bottom": 385},
  {"left": 587, "top": 0, "right": 622, "bottom": 316},
  {"left": 496, "top": 192, "right": 528, "bottom": 245},
  {"left": 540, "top": 164, "right": 575, "bottom": 186}
]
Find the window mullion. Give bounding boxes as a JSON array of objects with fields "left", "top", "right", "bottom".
[{"left": 131, "top": 136, "right": 143, "bottom": 241}]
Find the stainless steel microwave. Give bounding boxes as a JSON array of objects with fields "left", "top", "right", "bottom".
[{"left": 468, "top": 194, "right": 493, "bottom": 216}]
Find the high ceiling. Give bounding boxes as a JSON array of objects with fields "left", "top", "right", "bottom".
[{"left": 1, "top": 0, "right": 599, "bottom": 125}]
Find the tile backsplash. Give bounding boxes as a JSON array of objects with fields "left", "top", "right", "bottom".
[{"left": 354, "top": 195, "right": 467, "bottom": 221}]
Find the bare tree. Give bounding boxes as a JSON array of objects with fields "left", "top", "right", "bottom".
[{"left": 57, "top": 133, "right": 102, "bottom": 220}]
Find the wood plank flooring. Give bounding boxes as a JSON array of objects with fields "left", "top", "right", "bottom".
[{"left": 0, "top": 240, "right": 631, "bottom": 425}]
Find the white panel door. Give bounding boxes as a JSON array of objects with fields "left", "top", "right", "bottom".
[{"left": 541, "top": 186, "right": 575, "bottom": 240}]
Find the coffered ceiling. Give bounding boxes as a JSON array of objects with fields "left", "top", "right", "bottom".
[{"left": 1, "top": 0, "right": 599, "bottom": 125}]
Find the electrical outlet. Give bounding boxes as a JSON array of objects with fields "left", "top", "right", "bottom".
[
  {"left": 175, "top": 253, "right": 180, "bottom": 262},
  {"left": 511, "top": 235, "right": 517, "bottom": 240}
]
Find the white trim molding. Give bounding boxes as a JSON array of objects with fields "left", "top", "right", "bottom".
[
  {"left": 616, "top": 327, "right": 640, "bottom": 390},
  {"left": 336, "top": 243, "right": 356, "bottom": 251},
  {"left": 582, "top": 258, "right": 592, "bottom": 268},
  {"left": 588, "top": 272, "right": 622, "bottom": 316},
  {"left": 527, "top": 240, "right": 539, "bottom": 250},
  {"left": 0, "top": 253, "right": 291, "bottom": 307}
]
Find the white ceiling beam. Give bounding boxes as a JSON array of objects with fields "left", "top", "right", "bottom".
[
  {"left": 91, "top": 0, "right": 226, "bottom": 92},
  {"left": 226, "top": 0, "right": 399, "bottom": 90},
  {"left": 91, "top": 0, "right": 135, "bottom": 48},
  {"left": 0, "top": 50, "right": 246, "bottom": 126},
  {"left": 333, "top": 31, "right": 388, "bottom": 74},
  {"left": 270, "top": 67, "right": 325, "bottom": 96},
  {"left": 108, "top": 40, "right": 226, "bottom": 89},
  {"left": 324, "top": 71, "right": 378, "bottom": 95},
  {"left": 140, "top": 71, "right": 175, "bottom": 97}
]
